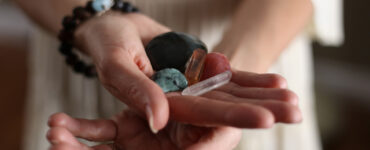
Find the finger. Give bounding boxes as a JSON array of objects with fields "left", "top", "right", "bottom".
[
  {"left": 216, "top": 82, "right": 298, "bottom": 105},
  {"left": 96, "top": 31, "right": 169, "bottom": 133},
  {"left": 231, "top": 70, "right": 287, "bottom": 88},
  {"left": 48, "top": 113, "right": 116, "bottom": 141},
  {"left": 167, "top": 94, "right": 274, "bottom": 128},
  {"left": 249, "top": 100, "right": 302, "bottom": 123},
  {"left": 49, "top": 144, "right": 87, "bottom": 150},
  {"left": 186, "top": 127, "right": 242, "bottom": 150},
  {"left": 85, "top": 15, "right": 169, "bottom": 132},
  {"left": 201, "top": 92, "right": 302, "bottom": 123},
  {"left": 46, "top": 127, "right": 89, "bottom": 149}
]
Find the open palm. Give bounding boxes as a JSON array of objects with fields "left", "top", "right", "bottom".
[{"left": 47, "top": 54, "right": 301, "bottom": 150}]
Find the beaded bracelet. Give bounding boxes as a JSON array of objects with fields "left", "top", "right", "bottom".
[{"left": 58, "top": 0, "right": 139, "bottom": 77}]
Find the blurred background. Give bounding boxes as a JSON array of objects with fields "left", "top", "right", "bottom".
[{"left": 0, "top": 0, "right": 369, "bottom": 149}]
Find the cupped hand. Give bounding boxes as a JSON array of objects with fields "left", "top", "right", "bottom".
[
  {"left": 75, "top": 11, "right": 171, "bottom": 132},
  {"left": 47, "top": 54, "right": 301, "bottom": 150}
]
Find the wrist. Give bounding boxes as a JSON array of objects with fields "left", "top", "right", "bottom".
[{"left": 57, "top": 0, "right": 140, "bottom": 77}]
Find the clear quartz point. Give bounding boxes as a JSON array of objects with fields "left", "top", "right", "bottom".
[{"left": 181, "top": 71, "right": 232, "bottom": 96}]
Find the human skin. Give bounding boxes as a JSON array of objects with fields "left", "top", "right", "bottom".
[
  {"left": 46, "top": 53, "right": 301, "bottom": 150},
  {"left": 15, "top": 0, "right": 312, "bottom": 147}
]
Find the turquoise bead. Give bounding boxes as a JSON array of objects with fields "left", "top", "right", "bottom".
[
  {"left": 92, "top": 0, "right": 113, "bottom": 12},
  {"left": 152, "top": 68, "right": 188, "bottom": 93}
]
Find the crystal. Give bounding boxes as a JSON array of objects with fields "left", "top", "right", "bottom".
[
  {"left": 152, "top": 68, "right": 188, "bottom": 93},
  {"left": 182, "top": 71, "right": 232, "bottom": 96},
  {"left": 184, "top": 49, "right": 207, "bottom": 85},
  {"left": 145, "top": 32, "right": 208, "bottom": 72}
]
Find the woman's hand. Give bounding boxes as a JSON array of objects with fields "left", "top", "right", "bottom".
[
  {"left": 47, "top": 56, "right": 301, "bottom": 150},
  {"left": 75, "top": 12, "right": 171, "bottom": 132}
]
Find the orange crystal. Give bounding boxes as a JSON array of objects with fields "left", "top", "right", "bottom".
[{"left": 184, "top": 49, "right": 207, "bottom": 85}]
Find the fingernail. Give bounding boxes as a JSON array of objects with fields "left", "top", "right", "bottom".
[{"left": 146, "top": 105, "right": 158, "bottom": 134}]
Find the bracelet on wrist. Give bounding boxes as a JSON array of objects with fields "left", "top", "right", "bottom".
[{"left": 58, "top": 0, "right": 139, "bottom": 78}]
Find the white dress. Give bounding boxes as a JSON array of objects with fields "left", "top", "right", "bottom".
[{"left": 22, "top": 0, "right": 343, "bottom": 149}]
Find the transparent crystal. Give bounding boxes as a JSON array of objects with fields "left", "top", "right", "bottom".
[{"left": 181, "top": 71, "right": 232, "bottom": 96}]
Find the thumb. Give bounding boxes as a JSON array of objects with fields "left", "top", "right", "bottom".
[{"left": 96, "top": 42, "right": 168, "bottom": 134}]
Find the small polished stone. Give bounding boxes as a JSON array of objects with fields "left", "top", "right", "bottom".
[
  {"left": 152, "top": 68, "right": 188, "bottom": 93},
  {"left": 146, "top": 32, "right": 208, "bottom": 73},
  {"left": 184, "top": 49, "right": 207, "bottom": 85},
  {"left": 92, "top": 0, "right": 113, "bottom": 12},
  {"left": 200, "top": 53, "right": 231, "bottom": 80}
]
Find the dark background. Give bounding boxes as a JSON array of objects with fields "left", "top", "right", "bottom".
[{"left": 0, "top": 0, "right": 369, "bottom": 149}]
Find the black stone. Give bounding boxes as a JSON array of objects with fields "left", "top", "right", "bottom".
[{"left": 145, "top": 32, "right": 207, "bottom": 72}]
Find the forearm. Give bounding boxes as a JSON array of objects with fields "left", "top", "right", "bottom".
[
  {"left": 15, "top": 0, "right": 87, "bottom": 34},
  {"left": 214, "top": 0, "right": 313, "bottom": 73}
]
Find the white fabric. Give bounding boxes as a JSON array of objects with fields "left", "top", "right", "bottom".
[
  {"left": 311, "top": 0, "right": 344, "bottom": 46},
  {"left": 21, "top": 0, "right": 339, "bottom": 149}
]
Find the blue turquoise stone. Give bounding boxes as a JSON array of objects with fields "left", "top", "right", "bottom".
[
  {"left": 152, "top": 68, "right": 188, "bottom": 93},
  {"left": 92, "top": 0, "right": 113, "bottom": 12}
]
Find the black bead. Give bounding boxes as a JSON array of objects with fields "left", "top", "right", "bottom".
[
  {"left": 66, "top": 53, "right": 78, "bottom": 65},
  {"left": 59, "top": 43, "right": 73, "bottom": 55},
  {"left": 122, "top": 2, "right": 134, "bottom": 13},
  {"left": 85, "top": 1, "right": 96, "bottom": 14},
  {"left": 73, "top": 61, "right": 87, "bottom": 73},
  {"left": 112, "top": 0, "right": 124, "bottom": 10},
  {"left": 73, "top": 6, "right": 90, "bottom": 21},
  {"left": 131, "top": 7, "right": 139, "bottom": 13},
  {"left": 84, "top": 65, "right": 97, "bottom": 77},
  {"left": 58, "top": 29, "right": 74, "bottom": 43},
  {"left": 62, "top": 16, "right": 77, "bottom": 30}
]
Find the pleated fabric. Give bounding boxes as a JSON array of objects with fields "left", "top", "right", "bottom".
[{"left": 22, "top": 0, "right": 321, "bottom": 150}]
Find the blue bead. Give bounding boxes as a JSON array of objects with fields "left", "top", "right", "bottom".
[{"left": 92, "top": 0, "right": 113, "bottom": 12}]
